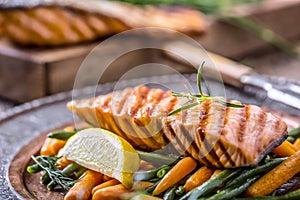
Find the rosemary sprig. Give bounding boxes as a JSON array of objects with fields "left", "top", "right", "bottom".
[
  {"left": 168, "top": 62, "right": 244, "bottom": 116},
  {"left": 31, "top": 155, "right": 77, "bottom": 191}
]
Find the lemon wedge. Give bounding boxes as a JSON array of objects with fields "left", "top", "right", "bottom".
[{"left": 59, "top": 128, "right": 140, "bottom": 188}]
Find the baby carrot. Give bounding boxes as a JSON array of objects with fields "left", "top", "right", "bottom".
[
  {"left": 92, "top": 179, "right": 120, "bottom": 195},
  {"left": 63, "top": 126, "right": 75, "bottom": 132},
  {"left": 294, "top": 138, "right": 300, "bottom": 150},
  {"left": 64, "top": 170, "right": 102, "bottom": 200},
  {"left": 40, "top": 138, "right": 66, "bottom": 156},
  {"left": 211, "top": 169, "right": 222, "bottom": 177},
  {"left": 152, "top": 157, "right": 197, "bottom": 195},
  {"left": 102, "top": 174, "right": 113, "bottom": 182},
  {"left": 55, "top": 156, "right": 72, "bottom": 170},
  {"left": 272, "top": 141, "right": 297, "bottom": 157},
  {"left": 92, "top": 184, "right": 131, "bottom": 200},
  {"left": 184, "top": 166, "right": 215, "bottom": 192},
  {"left": 244, "top": 150, "right": 300, "bottom": 196},
  {"left": 133, "top": 181, "right": 153, "bottom": 191}
]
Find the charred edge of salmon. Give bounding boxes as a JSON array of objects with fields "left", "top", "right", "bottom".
[{"left": 252, "top": 130, "right": 288, "bottom": 166}]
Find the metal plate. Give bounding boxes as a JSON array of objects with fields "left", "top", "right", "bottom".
[{"left": 0, "top": 73, "right": 299, "bottom": 199}]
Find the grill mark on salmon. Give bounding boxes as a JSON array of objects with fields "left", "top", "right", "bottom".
[
  {"left": 256, "top": 110, "right": 268, "bottom": 154},
  {"left": 116, "top": 96, "right": 151, "bottom": 149},
  {"left": 237, "top": 104, "right": 247, "bottom": 143},
  {"left": 129, "top": 86, "right": 149, "bottom": 121},
  {"left": 95, "top": 94, "right": 133, "bottom": 143},
  {"left": 193, "top": 100, "right": 219, "bottom": 168},
  {"left": 146, "top": 89, "right": 165, "bottom": 116},
  {"left": 67, "top": 85, "right": 288, "bottom": 168},
  {"left": 219, "top": 100, "right": 246, "bottom": 167},
  {"left": 110, "top": 89, "right": 147, "bottom": 147},
  {"left": 166, "top": 93, "right": 178, "bottom": 115},
  {"left": 164, "top": 120, "right": 187, "bottom": 155},
  {"left": 183, "top": 105, "right": 211, "bottom": 166},
  {"left": 131, "top": 88, "right": 167, "bottom": 149},
  {"left": 218, "top": 142, "right": 235, "bottom": 168}
]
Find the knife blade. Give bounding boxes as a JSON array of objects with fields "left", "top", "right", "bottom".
[
  {"left": 241, "top": 74, "right": 300, "bottom": 109},
  {"left": 163, "top": 41, "right": 300, "bottom": 110}
]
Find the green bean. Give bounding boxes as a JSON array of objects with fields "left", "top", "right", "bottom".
[
  {"left": 207, "top": 175, "right": 260, "bottom": 200},
  {"left": 74, "top": 167, "right": 87, "bottom": 178},
  {"left": 47, "top": 130, "right": 77, "bottom": 140},
  {"left": 137, "top": 151, "right": 178, "bottom": 166},
  {"left": 163, "top": 185, "right": 177, "bottom": 200},
  {"left": 288, "top": 126, "right": 300, "bottom": 137},
  {"left": 40, "top": 172, "right": 51, "bottom": 184},
  {"left": 175, "top": 186, "right": 185, "bottom": 196},
  {"left": 144, "top": 180, "right": 161, "bottom": 194},
  {"left": 149, "top": 177, "right": 161, "bottom": 183},
  {"left": 46, "top": 180, "right": 57, "bottom": 191},
  {"left": 27, "top": 156, "right": 50, "bottom": 173},
  {"left": 179, "top": 169, "right": 243, "bottom": 200},
  {"left": 134, "top": 161, "right": 176, "bottom": 181},
  {"left": 224, "top": 158, "right": 286, "bottom": 189},
  {"left": 236, "top": 187, "right": 300, "bottom": 200},
  {"left": 27, "top": 163, "right": 43, "bottom": 173},
  {"left": 157, "top": 166, "right": 172, "bottom": 178},
  {"left": 286, "top": 136, "right": 295, "bottom": 143},
  {"left": 134, "top": 168, "right": 159, "bottom": 181},
  {"left": 134, "top": 166, "right": 170, "bottom": 181},
  {"left": 62, "top": 162, "right": 82, "bottom": 176}
]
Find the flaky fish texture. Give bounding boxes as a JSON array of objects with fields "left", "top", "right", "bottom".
[
  {"left": 0, "top": 0, "right": 205, "bottom": 46},
  {"left": 67, "top": 85, "right": 287, "bottom": 168}
]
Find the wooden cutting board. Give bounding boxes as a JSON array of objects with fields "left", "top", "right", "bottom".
[{"left": 1, "top": 0, "right": 300, "bottom": 102}]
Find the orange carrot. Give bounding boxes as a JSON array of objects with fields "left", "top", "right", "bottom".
[
  {"left": 40, "top": 138, "right": 66, "bottom": 156},
  {"left": 133, "top": 181, "right": 153, "bottom": 191},
  {"left": 211, "top": 169, "right": 222, "bottom": 177},
  {"left": 272, "top": 141, "right": 297, "bottom": 157},
  {"left": 294, "top": 138, "right": 300, "bottom": 150},
  {"left": 64, "top": 170, "right": 102, "bottom": 200},
  {"left": 152, "top": 157, "right": 197, "bottom": 195},
  {"left": 55, "top": 157, "right": 73, "bottom": 170},
  {"left": 92, "top": 184, "right": 131, "bottom": 200},
  {"left": 102, "top": 174, "right": 113, "bottom": 182},
  {"left": 63, "top": 126, "right": 75, "bottom": 132},
  {"left": 92, "top": 179, "right": 120, "bottom": 195},
  {"left": 245, "top": 150, "right": 300, "bottom": 196},
  {"left": 184, "top": 166, "right": 215, "bottom": 192}
]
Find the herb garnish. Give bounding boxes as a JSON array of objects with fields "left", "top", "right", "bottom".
[
  {"left": 31, "top": 155, "right": 77, "bottom": 190},
  {"left": 168, "top": 62, "right": 244, "bottom": 116}
]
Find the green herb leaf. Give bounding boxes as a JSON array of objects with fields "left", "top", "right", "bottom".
[
  {"left": 31, "top": 155, "right": 77, "bottom": 191},
  {"left": 168, "top": 102, "right": 200, "bottom": 116},
  {"left": 197, "top": 61, "right": 205, "bottom": 96},
  {"left": 168, "top": 64, "right": 244, "bottom": 115},
  {"left": 216, "top": 98, "right": 245, "bottom": 108}
]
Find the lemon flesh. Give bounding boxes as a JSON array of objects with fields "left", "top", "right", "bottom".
[{"left": 59, "top": 128, "right": 140, "bottom": 188}]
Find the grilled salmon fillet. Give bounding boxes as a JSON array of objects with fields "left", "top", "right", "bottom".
[
  {"left": 67, "top": 85, "right": 287, "bottom": 168},
  {"left": 0, "top": 0, "right": 205, "bottom": 46}
]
